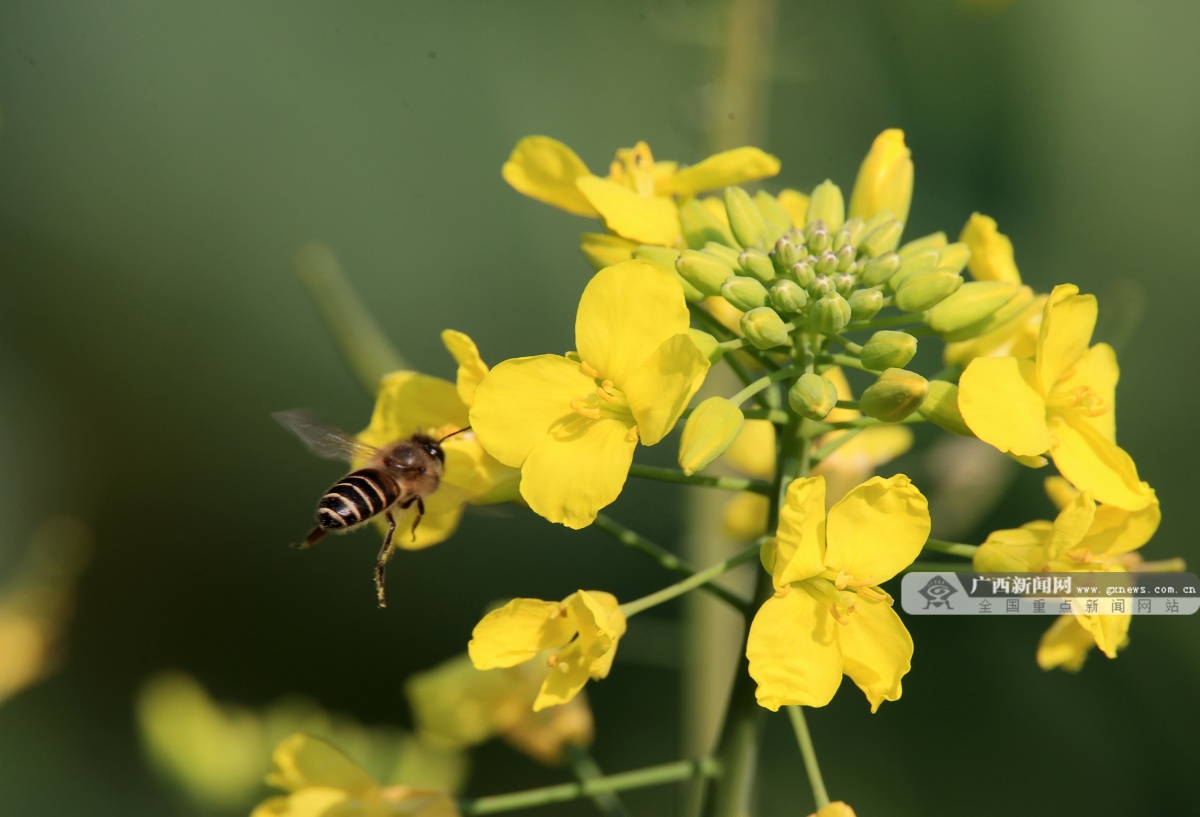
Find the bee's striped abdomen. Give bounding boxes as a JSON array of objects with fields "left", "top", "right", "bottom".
[{"left": 316, "top": 468, "right": 400, "bottom": 530}]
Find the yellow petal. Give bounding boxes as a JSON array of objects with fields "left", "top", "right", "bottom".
[
  {"left": 747, "top": 585, "right": 843, "bottom": 711},
  {"left": 809, "top": 803, "right": 858, "bottom": 817},
  {"left": 569, "top": 590, "right": 626, "bottom": 678},
  {"left": 576, "top": 176, "right": 681, "bottom": 245},
  {"left": 776, "top": 189, "right": 809, "bottom": 228},
  {"left": 1086, "top": 491, "right": 1160, "bottom": 555},
  {"left": 622, "top": 334, "right": 711, "bottom": 446},
  {"left": 469, "top": 355, "right": 592, "bottom": 468},
  {"left": 359, "top": 373, "right": 468, "bottom": 451},
  {"left": 252, "top": 789, "right": 350, "bottom": 817},
  {"left": 825, "top": 475, "right": 930, "bottom": 584},
  {"left": 502, "top": 136, "right": 597, "bottom": 217},
  {"left": 1074, "top": 607, "right": 1131, "bottom": 659},
  {"left": 574, "top": 259, "right": 691, "bottom": 385},
  {"left": 1036, "top": 615, "right": 1095, "bottom": 671},
  {"left": 534, "top": 639, "right": 593, "bottom": 711},
  {"left": 266, "top": 734, "right": 375, "bottom": 797},
  {"left": 440, "top": 330, "right": 488, "bottom": 409},
  {"left": 441, "top": 435, "right": 521, "bottom": 506},
  {"left": 658, "top": 147, "right": 781, "bottom": 196},
  {"left": 1052, "top": 342, "right": 1118, "bottom": 442},
  {"left": 392, "top": 498, "right": 465, "bottom": 552},
  {"left": 1036, "top": 284, "right": 1096, "bottom": 394},
  {"left": 974, "top": 523, "right": 1052, "bottom": 572},
  {"left": 468, "top": 599, "right": 575, "bottom": 670},
  {"left": 520, "top": 415, "right": 637, "bottom": 529},
  {"left": 580, "top": 233, "right": 639, "bottom": 270},
  {"left": 1043, "top": 490, "right": 1096, "bottom": 561},
  {"left": 848, "top": 129, "right": 914, "bottom": 225},
  {"left": 1048, "top": 415, "right": 1154, "bottom": 510},
  {"left": 838, "top": 596, "right": 913, "bottom": 712},
  {"left": 960, "top": 213, "right": 1021, "bottom": 284},
  {"left": 959, "top": 357, "right": 1052, "bottom": 457},
  {"left": 768, "top": 477, "right": 829, "bottom": 587}
]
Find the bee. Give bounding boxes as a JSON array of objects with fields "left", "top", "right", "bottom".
[{"left": 274, "top": 410, "right": 471, "bottom": 608}]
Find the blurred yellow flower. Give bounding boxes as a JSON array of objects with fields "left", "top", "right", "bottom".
[
  {"left": 747, "top": 475, "right": 930, "bottom": 712},
  {"left": 848, "top": 129, "right": 914, "bottom": 225},
  {"left": 468, "top": 590, "right": 626, "bottom": 711},
  {"left": 809, "top": 803, "right": 857, "bottom": 817},
  {"left": 253, "top": 734, "right": 459, "bottom": 817},
  {"left": 470, "top": 260, "right": 709, "bottom": 528}
]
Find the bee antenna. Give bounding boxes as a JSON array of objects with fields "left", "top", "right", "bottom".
[{"left": 438, "top": 426, "right": 472, "bottom": 443}]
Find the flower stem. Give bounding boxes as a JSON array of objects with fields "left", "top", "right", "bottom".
[
  {"left": 810, "top": 427, "right": 864, "bottom": 465},
  {"left": 846, "top": 314, "right": 922, "bottom": 332},
  {"left": 619, "top": 540, "right": 763, "bottom": 618},
  {"left": 922, "top": 538, "right": 979, "bottom": 559},
  {"left": 628, "top": 464, "right": 773, "bottom": 495},
  {"left": 593, "top": 514, "right": 750, "bottom": 613},
  {"left": 729, "top": 365, "right": 804, "bottom": 408},
  {"left": 566, "top": 743, "right": 634, "bottom": 817},
  {"left": 294, "top": 242, "right": 406, "bottom": 394},
  {"left": 741, "top": 408, "right": 790, "bottom": 424},
  {"left": 460, "top": 758, "right": 719, "bottom": 815},
  {"left": 786, "top": 706, "right": 829, "bottom": 809},
  {"left": 822, "top": 353, "right": 872, "bottom": 373}
]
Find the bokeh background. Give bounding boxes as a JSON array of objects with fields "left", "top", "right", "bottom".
[{"left": 1, "top": 1, "right": 1198, "bottom": 815}]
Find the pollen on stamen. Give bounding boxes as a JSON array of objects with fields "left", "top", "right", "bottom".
[{"left": 580, "top": 360, "right": 603, "bottom": 379}]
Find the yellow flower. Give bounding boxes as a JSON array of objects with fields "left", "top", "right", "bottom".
[
  {"left": 747, "top": 475, "right": 930, "bottom": 712},
  {"left": 355, "top": 331, "right": 520, "bottom": 548},
  {"left": 470, "top": 259, "right": 710, "bottom": 528},
  {"left": 468, "top": 590, "right": 626, "bottom": 711},
  {"left": 405, "top": 653, "right": 593, "bottom": 765},
  {"left": 975, "top": 477, "right": 1161, "bottom": 668},
  {"left": 253, "top": 734, "right": 459, "bottom": 817},
  {"left": 958, "top": 284, "right": 1154, "bottom": 510},
  {"left": 808, "top": 803, "right": 858, "bottom": 817},
  {"left": 848, "top": 129, "right": 914, "bottom": 225},
  {"left": 502, "top": 136, "right": 780, "bottom": 247}
]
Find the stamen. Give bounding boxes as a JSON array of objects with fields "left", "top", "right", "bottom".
[
  {"left": 570, "top": 397, "right": 603, "bottom": 420},
  {"left": 625, "top": 426, "right": 640, "bottom": 442},
  {"left": 579, "top": 360, "right": 603, "bottom": 379}
]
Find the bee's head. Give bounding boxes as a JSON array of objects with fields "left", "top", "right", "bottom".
[{"left": 410, "top": 433, "right": 445, "bottom": 464}]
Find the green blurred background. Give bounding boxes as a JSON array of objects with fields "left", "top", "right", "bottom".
[{"left": 1, "top": 1, "right": 1198, "bottom": 815}]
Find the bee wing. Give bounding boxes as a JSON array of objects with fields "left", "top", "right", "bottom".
[{"left": 273, "top": 409, "right": 380, "bottom": 463}]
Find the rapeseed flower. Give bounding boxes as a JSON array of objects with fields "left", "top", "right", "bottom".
[
  {"left": 747, "top": 475, "right": 930, "bottom": 711},
  {"left": 470, "top": 259, "right": 709, "bottom": 528}
]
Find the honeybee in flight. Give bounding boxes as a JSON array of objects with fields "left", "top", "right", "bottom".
[{"left": 274, "top": 410, "right": 471, "bottom": 608}]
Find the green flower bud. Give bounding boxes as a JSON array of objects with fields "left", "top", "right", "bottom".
[
  {"left": 898, "top": 231, "right": 948, "bottom": 259},
  {"left": 861, "top": 330, "right": 918, "bottom": 371},
  {"left": 754, "top": 190, "right": 794, "bottom": 246},
  {"left": 839, "top": 216, "right": 866, "bottom": 247},
  {"left": 917, "top": 380, "right": 973, "bottom": 437},
  {"left": 678, "top": 198, "right": 735, "bottom": 248},
  {"left": 815, "top": 250, "right": 839, "bottom": 276},
  {"left": 806, "top": 223, "right": 832, "bottom": 254},
  {"left": 637, "top": 245, "right": 704, "bottom": 303},
  {"left": 784, "top": 228, "right": 806, "bottom": 246},
  {"left": 860, "top": 251, "right": 901, "bottom": 286},
  {"left": 860, "top": 368, "right": 929, "bottom": 422},
  {"left": 738, "top": 248, "right": 776, "bottom": 284},
  {"left": 807, "top": 273, "right": 834, "bottom": 298},
  {"left": 806, "top": 180, "right": 846, "bottom": 232},
  {"left": 925, "top": 281, "right": 1018, "bottom": 335},
  {"left": 809, "top": 292, "right": 851, "bottom": 335},
  {"left": 678, "top": 397, "right": 745, "bottom": 475},
  {"left": 894, "top": 270, "right": 964, "bottom": 312},
  {"left": 770, "top": 279, "right": 809, "bottom": 313},
  {"left": 771, "top": 238, "right": 803, "bottom": 277},
  {"left": 676, "top": 250, "right": 734, "bottom": 296},
  {"left": 832, "top": 272, "right": 856, "bottom": 296},
  {"left": 860, "top": 218, "right": 904, "bottom": 257},
  {"left": 939, "top": 284, "right": 1036, "bottom": 343},
  {"left": 688, "top": 328, "right": 724, "bottom": 364},
  {"left": 888, "top": 249, "right": 941, "bottom": 290},
  {"left": 835, "top": 244, "right": 857, "bottom": 272},
  {"left": 704, "top": 241, "right": 744, "bottom": 268},
  {"left": 847, "top": 288, "right": 884, "bottom": 321},
  {"left": 937, "top": 241, "right": 970, "bottom": 275},
  {"left": 740, "top": 306, "right": 791, "bottom": 350},
  {"left": 725, "top": 186, "right": 768, "bottom": 249},
  {"left": 788, "top": 373, "right": 840, "bottom": 421},
  {"left": 721, "top": 275, "right": 770, "bottom": 311},
  {"left": 791, "top": 260, "right": 816, "bottom": 287}
]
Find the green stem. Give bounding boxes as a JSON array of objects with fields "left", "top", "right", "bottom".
[
  {"left": 717, "top": 322, "right": 796, "bottom": 355},
  {"left": 619, "top": 540, "right": 763, "bottom": 618},
  {"left": 722, "top": 351, "right": 773, "bottom": 409},
  {"left": 741, "top": 408, "right": 790, "bottom": 424},
  {"left": 922, "top": 538, "right": 979, "bottom": 559},
  {"left": 809, "top": 413, "right": 927, "bottom": 432},
  {"left": 628, "top": 464, "right": 772, "bottom": 495},
  {"left": 809, "top": 427, "right": 864, "bottom": 464},
  {"left": 822, "top": 353, "right": 872, "bottom": 373},
  {"left": 460, "top": 758, "right": 719, "bottom": 815},
  {"left": 786, "top": 707, "right": 829, "bottom": 809},
  {"left": 566, "top": 743, "right": 634, "bottom": 817},
  {"left": 593, "top": 514, "right": 749, "bottom": 613},
  {"left": 828, "top": 333, "right": 863, "bottom": 355},
  {"left": 294, "top": 242, "right": 407, "bottom": 394},
  {"left": 846, "top": 314, "right": 921, "bottom": 332},
  {"left": 729, "top": 365, "right": 804, "bottom": 407}
]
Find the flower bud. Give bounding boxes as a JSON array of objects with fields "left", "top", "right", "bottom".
[
  {"left": 688, "top": 328, "right": 724, "bottom": 364},
  {"left": 937, "top": 242, "right": 970, "bottom": 275},
  {"left": 806, "top": 222, "right": 832, "bottom": 254},
  {"left": 898, "top": 231, "right": 947, "bottom": 259},
  {"left": 678, "top": 397, "right": 745, "bottom": 475},
  {"left": 893, "top": 270, "right": 963, "bottom": 312},
  {"left": 678, "top": 198, "right": 734, "bottom": 248},
  {"left": 917, "top": 380, "right": 973, "bottom": 437},
  {"left": 725, "top": 186, "right": 768, "bottom": 249},
  {"left": 704, "top": 241, "right": 743, "bottom": 268},
  {"left": 849, "top": 129, "right": 914, "bottom": 224},
  {"left": 831, "top": 272, "right": 856, "bottom": 296},
  {"left": 740, "top": 307, "right": 790, "bottom": 349},
  {"left": 815, "top": 250, "right": 839, "bottom": 276},
  {"left": 835, "top": 244, "right": 857, "bottom": 272},
  {"left": 806, "top": 180, "right": 846, "bottom": 232},
  {"left": 861, "top": 330, "right": 917, "bottom": 371},
  {"left": 840, "top": 216, "right": 866, "bottom": 246},
  {"left": 637, "top": 245, "right": 704, "bottom": 303},
  {"left": 888, "top": 249, "right": 940, "bottom": 290},
  {"left": 941, "top": 284, "right": 1037, "bottom": 343},
  {"left": 860, "top": 251, "right": 901, "bottom": 286},
  {"left": 770, "top": 279, "right": 809, "bottom": 313},
  {"left": 791, "top": 260, "right": 816, "bottom": 287},
  {"left": 847, "top": 288, "right": 883, "bottom": 321},
  {"left": 580, "top": 233, "right": 638, "bottom": 270},
  {"left": 771, "top": 238, "right": 803, "bottom": 277},
  {"left": 860, "top": 368, "right": 929, "bottom": 422},
  {"left": 721, "top": 275, "right": 770, "bottom": 311},
  {"left": 924, "top": 281, "right": 1018, "bottom": 335},
  {"left": 960, "top": 213, "right": 1020, "bottom": 283},
  {"left": 809, "top": 292, "right": 852, "bottom": 335},
  {"left": 737, "top": 248, "right": 776, "bottom": 284},
  {"left": 807, "top": 273, "right": 834, "bottom": 298},
  {"left": 676, "top": 250, "right": 734, "bottom": 296},
  {"left": 754, "top": 190, "right": 793, "bottom": 246},
  {"left": 788, "top": 373, "right": 840, "bottom": 420},
  {"left": 859, "top": 218, "right": 904, "bottom": 257},
  {"left": 784, "top": 228, "right": 806, "bottom": 246}
]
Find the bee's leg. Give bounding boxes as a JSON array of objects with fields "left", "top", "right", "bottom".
[
  {"left": 374, "top": 511, "right": 398, "bottom": 609},
  {"left": 294, "top": 527, "right": 327, "bottom": 550},
  {"left": 409, "top": 497, "right": 426, "bottom": 542}
]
